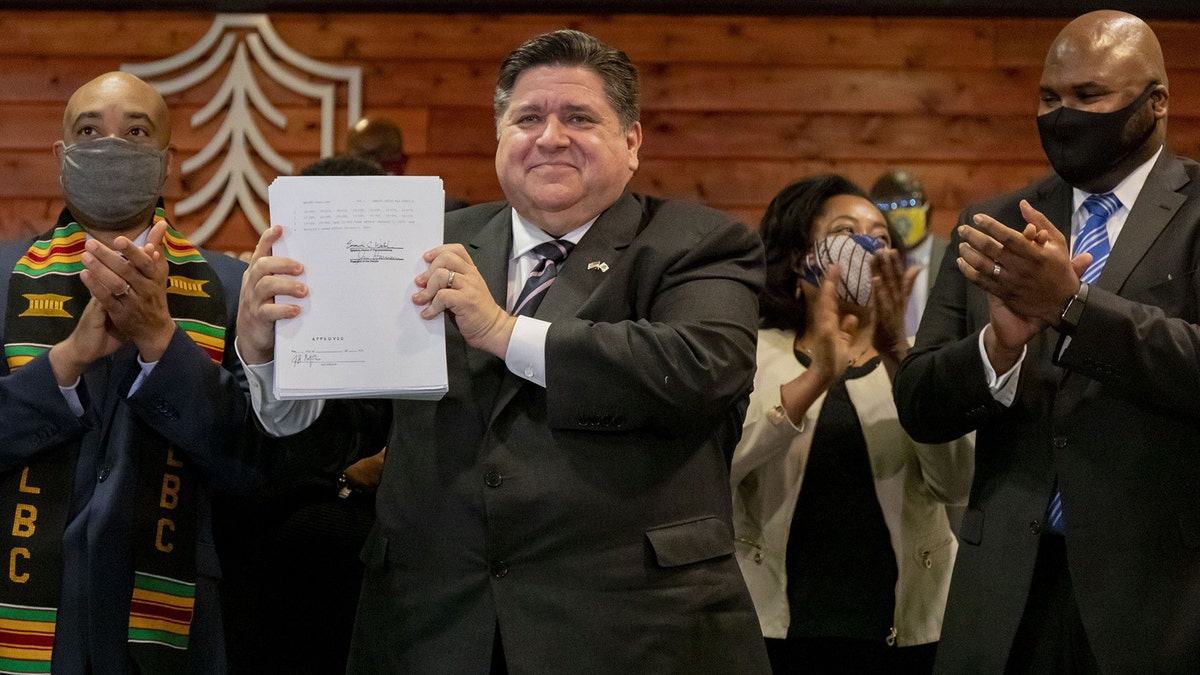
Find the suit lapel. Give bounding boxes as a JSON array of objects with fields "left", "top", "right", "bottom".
[
  {"left": 1052, "top": 155, "right": 1189, "bottom": 400},
  {"left": 487, "top": 192, "right": 643, "bottom": 426},
  {"left": 534, "top": 191, "right": 641, "bottom": 323},
  {"left": 1032, "top": 176, "right": 1075, "bottom": 241},
  {"left": 1096, "top": 153, "right": 1188, "bottom": 294},
  {"left": 466, "top": 208, "right": 514, "bottom": 311},
  {"left": 82, "top": 345, "right": 140, "bottom": 463},
  {"left": 463, "top": 208, "right": 514, "bottom": 418}
]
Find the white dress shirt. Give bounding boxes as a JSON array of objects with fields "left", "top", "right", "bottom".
[{"left": 503, "top": 209, "right": 593, "bottom": 388}]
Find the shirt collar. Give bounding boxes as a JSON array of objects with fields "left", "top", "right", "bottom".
[
  {"left": 509, "top": 208, "right": 596, "bottom": 261},
  {"left": 82, "top": 227, "right": 151, "bottom": 246},
  {"left": 1072, "top": 144, "right": 1164, "bottom": 213}
]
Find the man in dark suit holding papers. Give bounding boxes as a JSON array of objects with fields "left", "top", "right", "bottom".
[{"left": 236, "top": 29, "right": 769, "bottom": 674}]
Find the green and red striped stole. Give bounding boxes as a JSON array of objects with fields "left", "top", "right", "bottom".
[
  {"left": 127, "top": 572, "right": 196, "bottom": 650},
  {"left": 2, "top": 209, "right": 228, "bottom": 670},
  {"left": 0, "top": 603, "right": 55, "bottom": 673}
]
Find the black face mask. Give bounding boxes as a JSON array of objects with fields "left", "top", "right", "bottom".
[{"left": 1037, "top": 84, "right": 1158, "bottom": 187}]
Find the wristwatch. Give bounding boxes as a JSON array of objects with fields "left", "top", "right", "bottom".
[{"left": 1058, "top": 282, "right": 1089, "bottom": 334}]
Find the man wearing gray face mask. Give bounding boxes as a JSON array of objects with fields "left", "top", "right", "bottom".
[
  {"left": 0, "top": 72, "right": 270, "bottom": 674},
  {"left": 895, "top": 10, "right": 1200, "bottom": 674}
]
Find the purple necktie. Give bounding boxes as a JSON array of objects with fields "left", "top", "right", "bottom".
[{"left": 513, "top": 239, "right": 574, "bottom": 317}]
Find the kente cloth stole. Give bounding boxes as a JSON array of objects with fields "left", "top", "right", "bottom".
[{"left": 0, "top": 209, "right": 226, "bottom": 673}]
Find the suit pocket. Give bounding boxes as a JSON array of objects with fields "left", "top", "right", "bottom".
[
  {"left": 912, "top": 532, "right": 955, "bottom": 570},
  {"left": 645, "top": 516, "right": 734, "bottom": 568},
  {"left": 1142, "top": 267, "right": 1199, "bottom": 316}
]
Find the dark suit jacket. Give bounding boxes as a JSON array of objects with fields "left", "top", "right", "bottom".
[
  {"left": 894, "top": 152, "right": 1200, "bottom": 674},
  {"left": 345, "top": 191, "right": 771, "bottom": 674},
  {"left": 0, "top": 225, "right": 267, "bottom": 675}
]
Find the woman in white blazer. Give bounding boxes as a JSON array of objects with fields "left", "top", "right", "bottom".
[{"left": 732, "top": 175, "right": 973, "bottom": 674}]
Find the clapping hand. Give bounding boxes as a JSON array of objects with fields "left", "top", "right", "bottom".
[{"left": 870, "top": 248, "right": 920, "bottom": 366}]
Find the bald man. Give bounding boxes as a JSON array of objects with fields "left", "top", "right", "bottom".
[
  {"left": 346, "top": 115, "right": 469, "bottom": 210},
  {"left": 0, "top": 72, "right": 268, "bottom": 674},
  {"left": 895, "top": 11, "right": 1200, "bottom": 673}
]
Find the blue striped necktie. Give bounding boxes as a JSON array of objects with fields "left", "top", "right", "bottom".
[
  {"left": 1046, "top": 191, "right": 1122, "bottom": 534},
  {"left": 513, "top": 239, "right": 574, "bottom": 317},
  {"left": 1074, "top": 192, "right": 1121, "bottom": 284}
]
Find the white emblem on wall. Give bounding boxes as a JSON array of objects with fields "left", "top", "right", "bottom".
[{"left": 121, "top": 14, "right": 362, "bottom": 244}]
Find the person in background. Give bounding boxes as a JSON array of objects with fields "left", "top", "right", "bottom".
[
  {"left": 732, "top": 175, "right": 973, "bottom": 674},
  {"left": 895, "top": 10, "right": 1200, "bottom": 673},
  {"left": 870, "top": 169, "right": 947, "bottom": 338},
  {"left": 870, "top": 170, "right": 967, "bottom": 534},
  {"left": 0, "top": 71, "right": 267, "bottom": 674},
  {"left": 215, "top": 154, "right": 390, "bottom": 675},
  {"left": 347, "top": 116, "right": 468, "bottom": 210},
  {"left": 300, "top": 154, "right": 384, "bottom": 177},
  {"left": 346, "top": 116, "right": 408, "bottom": 176},
  {"left": 237, "top": 29, "right": 771, "bottom": 674}
]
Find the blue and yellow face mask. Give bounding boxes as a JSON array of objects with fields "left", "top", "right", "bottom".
[{"left": 879, "top": 202, "right": 929, "bottom": 249}]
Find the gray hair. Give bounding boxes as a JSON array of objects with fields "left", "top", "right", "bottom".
[{"left": 493, "top": 29, "right": 640, "bottom": 135}]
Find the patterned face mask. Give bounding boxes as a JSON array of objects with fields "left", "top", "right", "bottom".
[{"left": 800, "top": 233, "right": 882, "bottom": 307}]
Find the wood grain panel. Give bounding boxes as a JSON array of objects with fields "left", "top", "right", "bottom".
[
  {"left": 0, "top": 198, "right": 61, "bottom": 241},
  {"left": 2, "top": 10, "right": 1200, "bottom": 258},
  {"left": 0, "top": 14, "right": 999, "bottom": 67},
  {"left": 0, "top": 103, "right": 430, "bottom": 154}
]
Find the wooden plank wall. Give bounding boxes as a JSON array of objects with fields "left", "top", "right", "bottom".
[{"left": 2, "top": 11, "right": 1200, "bottom": 253}]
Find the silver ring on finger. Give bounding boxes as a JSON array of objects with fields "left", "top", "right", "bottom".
[
  {"left": 446, "top": 270, "right": 455, "bottom": 289},
  {"left": 992, "top": 262, "right": 1002, "bottom": 279},
  {"left": 114, "top": 282, "right": 131, "bottom": 298}
]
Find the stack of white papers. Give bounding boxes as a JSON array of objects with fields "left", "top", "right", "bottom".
[{"left": 267, "top": 175, "right": 448, "bottom": 400}]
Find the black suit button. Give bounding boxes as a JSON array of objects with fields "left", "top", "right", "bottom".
[
  {"left": 484, "top": 470, "right": 502, "bottom": 488},
  {"left": 1029, "top": 519, "right": 1042, "bottom": 535},
  {"left": 98, "top": 467, "right": 110, "bottom": 482},
  {"left": 1052, "top": 436, "right": 1067, "bottom": 449},
  {"left": 491, "top": 561, "right": 509, "bottom": 578}
]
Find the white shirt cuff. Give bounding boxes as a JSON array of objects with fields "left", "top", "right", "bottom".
[
  {"left": 127, "top": 355, "right": 157, "bottom": 397},
  {"left": 505, "top": 315, "right": 549, "bottom": 387},
  {"left": 978, "top": 325, "right": 1023, "bottom": 407},
  {"left": 59, "top": 378, "right": 85, "bottom": 418},
  {"left": 235, "top": 339, "right": 324, "bottom": 437}
]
